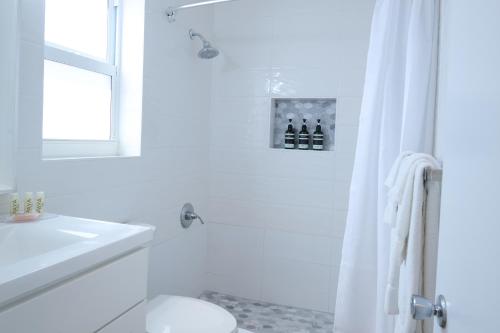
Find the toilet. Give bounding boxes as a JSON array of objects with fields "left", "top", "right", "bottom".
[{"left": 147, "top": 295, "right": 252, "bottom": 333}]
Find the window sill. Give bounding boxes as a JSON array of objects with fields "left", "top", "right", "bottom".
[
  {"left": 42, "top": 155, "right": 140, "bottom": 162},
  {"left": 42, "top": 139, "right": 120, "bottom": 160},
  {"left": 0, "top": 184, "right": 14, "bottom": 195}
]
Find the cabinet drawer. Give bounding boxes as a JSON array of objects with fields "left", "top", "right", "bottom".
[{"left": 0, "top": 248, "right": 149, "bottom": 333}]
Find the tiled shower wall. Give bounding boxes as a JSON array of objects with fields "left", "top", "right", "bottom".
[
  {"left": 206, "top": 0, "right": 374, "bottom": 312},
  {"left": 1, "top": 0, "right": 374, "bottom": 314},
  {"left": 0, "top": 0, "right": 213, "bottom": 299}
]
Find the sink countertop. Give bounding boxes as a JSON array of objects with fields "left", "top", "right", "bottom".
[{"left": 0, "top": 215, "right": 155, "bottom": 309}]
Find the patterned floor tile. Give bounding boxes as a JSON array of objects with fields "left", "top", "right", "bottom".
[{"left": 200, "top": 291, "right": 334, "bottom": 333}]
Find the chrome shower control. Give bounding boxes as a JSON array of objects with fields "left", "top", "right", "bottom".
[
  {"left": 180, "top": 203, "right": 205, "bottom": 229},
  {"left": 411, "top": 294, "right": 447, "bottom": 328}
]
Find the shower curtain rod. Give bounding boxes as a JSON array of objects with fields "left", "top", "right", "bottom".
[{"left": 166, "top": 0, "right": 242, "bottom": 22}]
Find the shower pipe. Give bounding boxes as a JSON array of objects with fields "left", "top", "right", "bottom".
[{"left": 166, "top": 0, "right": 243, "bottom": 22}]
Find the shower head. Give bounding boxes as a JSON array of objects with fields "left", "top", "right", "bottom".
[
  {"left": 189, "top": 29, "right": 220, "bottom": 59},
  {"left": 198, "top": 44, "right": 220, "bottom": 59}
]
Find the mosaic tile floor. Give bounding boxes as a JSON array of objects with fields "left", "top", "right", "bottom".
[{"left": 200, "top": 291, "right": 334, "bottom": 333}]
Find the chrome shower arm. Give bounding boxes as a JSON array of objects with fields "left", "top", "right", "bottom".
[{"left": 189, "top": 29, "right": 209, "bottom": 44}]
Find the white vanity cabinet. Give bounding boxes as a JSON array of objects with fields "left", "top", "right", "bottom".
[
  {"left": 0, "top": 216, "right": 155, "bottom": 333},
  {"left": 97, "top": 301, "right": 147, "bottom": 333},
  {"left": 0, "top": 248, "right": 149, "bottom": 333}
]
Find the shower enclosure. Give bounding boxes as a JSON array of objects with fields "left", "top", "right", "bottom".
[{"left": 146, "top": 0, "right": 374, "bottom": 331}]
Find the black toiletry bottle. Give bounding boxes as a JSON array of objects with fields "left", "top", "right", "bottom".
[
  {"left": 284, "top": 119, "right": 296, "bottom": 149},
  {"left": 312, "top": 119, "right": 324, "bottom": 151},
  {"left": 298, "top": 119, "right": 310, "bottom": 150}
]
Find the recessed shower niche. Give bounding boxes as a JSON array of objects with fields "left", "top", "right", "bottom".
[{"left": 270, "top": 98, "right": 336, "bottom": 151}]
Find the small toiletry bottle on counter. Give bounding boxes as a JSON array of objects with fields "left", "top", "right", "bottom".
[
  {"left": 298, "top": 119, "right": 310, "bottom": 150},
  {"left": 312, "top": 119, "right": 324, "bottom": 151},
  {"left": 24, "top": 192, "right": 34, "bottom": 214},
  {"left": 9, "top": 193, "right": 20, "bottom": 216},
  {"left": 284, "top": 118, "right": 296, "bottom": 149},
  {"left": 35, "top": 192, "right": 45, "bottom": 214}
]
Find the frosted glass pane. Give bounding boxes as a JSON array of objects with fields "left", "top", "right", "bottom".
[
  {"left": 43, "top": 60, "right": 112, "bottom": 140},
  {"left": 45, "top": 0, "right": 109, "bottom": 60}
]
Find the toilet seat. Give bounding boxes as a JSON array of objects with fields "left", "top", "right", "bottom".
[{"left": 147, "top": 295, "right": 238, "bottom": 333}]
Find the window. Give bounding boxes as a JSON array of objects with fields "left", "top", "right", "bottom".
[{"left": 43, "top": 0, "right": 119, "bottom": 157}]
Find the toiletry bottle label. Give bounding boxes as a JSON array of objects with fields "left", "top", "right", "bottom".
[
  {"left": 35, "top": 192, "right": 45, "bottom": 214},
  {"left": 10, "top": 193, "right": 20, "bottom": 216},
  {"left": 285, "top": 134, "right": 295, "bottom": 149},
  {"left": 24, "top": 192, "right": 34, "bottom": 214},
  {"left": 298, "top": 134, "right": 310, "bottom": 150},
  {"left": 313, "top": 134, "right": 324, "bottom": 150}
]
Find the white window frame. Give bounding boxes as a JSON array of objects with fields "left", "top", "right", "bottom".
[{"left": 43, "top": 0, "right": 121, "bottom": 159}]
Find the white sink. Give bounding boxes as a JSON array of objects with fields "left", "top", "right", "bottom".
[{"left": 0, "top": 215, "right": 154, "bottom": 309}]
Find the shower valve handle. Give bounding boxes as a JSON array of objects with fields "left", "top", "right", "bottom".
[
  {"left": 185, "top": 211, "right": 204, "bottom": 224},
  {"left": 180, "top": 203, "right": 205, "bottom": 228}
]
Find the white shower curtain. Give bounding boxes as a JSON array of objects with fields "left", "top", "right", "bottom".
[{"left": 333, "top": 0, "right": 439, "bottom": 333}]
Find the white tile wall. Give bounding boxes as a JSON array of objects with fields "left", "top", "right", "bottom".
[
  {"left": 206, "top": 223, "right": 264, "bottom": 299},
  {"left": 264, "top": 230, "right": 333, "bottom": 265},
  {"left": 0, "top": 0, "right": 18, "bottom": 192},
  {"left": 206, "top": 0, "right": 374, "bottom": 312},
  {"left": 2, "top": 0, "right": 214, "bottom": 299},
  {"left": 261, "top": 256, "right": 331, "bottom": 311},
  {"left": 2, "top": 0, "right": 374, "bottom": 313},
  {"left": 148, "top": 225, "right": 207, "bottom": 298}
]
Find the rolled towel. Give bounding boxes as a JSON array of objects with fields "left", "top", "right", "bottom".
[
  {"left": 384, "top": 152, "right": 427, "bottom": 226},
  {"left": 384, "top": 153, "right": 440, "bottom": 315}
]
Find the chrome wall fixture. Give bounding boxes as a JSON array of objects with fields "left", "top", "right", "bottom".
[
  {"left": 189, "top": 29, "right": 220, "bottom": 59},
  {"left": 411, "top": 294, "right": 447, "bottom": 328},
  {"left": 424, "top": 168, "right": 442, "bottom": 183},
  {"left": 166, "top": 0, "right": 243, "bottom": 22},
  {"left": 180, "top": 203, "right": 205, "bottom": 229}
]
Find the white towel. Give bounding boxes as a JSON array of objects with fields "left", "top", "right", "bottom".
[
  {"left": 383, "top": 151, "right": 413, "bottom": 226},
  {"left": 394, "top": 164, "right": 429, "bottom": 333},
  {"left": 384, "top": 152, "right": 431, "bottom": 227},
  {"left": 384, "top": 153, "right": 440, "bottom": 325}
]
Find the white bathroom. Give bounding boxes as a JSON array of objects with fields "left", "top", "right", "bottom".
[{"left": 0, "top": 0, "right": 498, "bottom": 332}]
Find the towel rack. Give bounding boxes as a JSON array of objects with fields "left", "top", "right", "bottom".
[{"left": 424, "top": 168, "right": 442, "bottom": 183}]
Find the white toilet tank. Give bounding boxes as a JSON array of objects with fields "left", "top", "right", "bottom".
[{"left": 147, "top": 295, "right": 238, "bottom": 333}]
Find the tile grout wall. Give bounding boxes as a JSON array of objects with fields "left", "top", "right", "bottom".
[
  {"left": 0, "top": 0, "right": 374, "bottom": 314},
  {"left": 206, "top": 0, "right": 374, "bottom": 313},
  {"left": 0, "top": 0, "right": 215, "bottom": 299}
]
